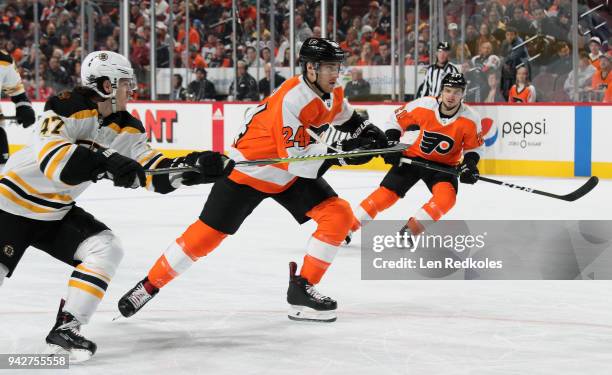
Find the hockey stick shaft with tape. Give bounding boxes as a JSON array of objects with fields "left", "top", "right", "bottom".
[
  {"left": 400, "top": 157, "right": 598, "bottom": 202},
  {"left": 145, "top": 143, "right": 409, "bottom": 175}
]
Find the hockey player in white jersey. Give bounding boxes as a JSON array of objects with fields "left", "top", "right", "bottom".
[
  {"left": 0, "top": 51, "right": 233, "bottom": 361},
  {"left": 0, "top": 50, "right": 36, "bottom": 167}
]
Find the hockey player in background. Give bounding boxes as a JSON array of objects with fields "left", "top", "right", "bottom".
[
  {"left": 119, "top": 38, "right": 390, "bottom": 323},
  {"left": 0, "top": 51, "right": 231, "bottom": 361},
  {"left": 349, "top": 73, "right": 483, "bottom": 240},
  {"left": 0, "top": 50, "right": 36, "bottom": 168}
]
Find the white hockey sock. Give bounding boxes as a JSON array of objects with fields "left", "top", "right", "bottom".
[
  {"left": 64, "top": 231, "right": 123, "bottom": 324},
  {"left": 353, "top": 205, "right": 373, "bottom": 230},
  {"left": 306, "top": 236, "right": 340, "bottom": 264}
]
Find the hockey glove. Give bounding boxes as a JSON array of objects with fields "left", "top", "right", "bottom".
[
  {"left": 381, "top": 129, "right": 403, "bottom": 166},
  {"left": 328, "top": 136, "right": 377, "bottom": 166},
  {"left": 458, "top": 152, "right": 480, "bottom": 184},
  {"left": 98, "top": 149, "right": 146, "bottom": 188},
  {"left": 15, "top": 103, "right": 36, "bottom": 128},
  {"left": 180, "top": 151, "right": 235, "bottom": 186},
  {"left": 354, "top": 122, "right": 389, "bottom": 149}
]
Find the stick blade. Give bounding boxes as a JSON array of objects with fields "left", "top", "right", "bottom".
[{"left": 561, "top": 176, "right": 599, "bottom": 201}]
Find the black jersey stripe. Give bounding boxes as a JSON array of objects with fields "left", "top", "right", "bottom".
[
  {"left": 70, "top": 270, "right": 108, "bottom": 291},
  {"left": 0, "top": 179, "right": 75, "bottom": 209},
  {"left": 142, "top": 153, "right": 164, "bottom": 169},
  {"left": 39, "top": 143, "right": 71, "bottom": 173}
]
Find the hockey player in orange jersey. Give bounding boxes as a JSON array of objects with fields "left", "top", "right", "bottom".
[
  {"left": 349, "top": 73, "right": 483, "bottom": 241},
  {"left": 118, "top": 38, "right": 390, "bottom": 322}
]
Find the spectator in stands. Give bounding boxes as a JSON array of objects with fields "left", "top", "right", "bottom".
[
  {"left": 508, "top": 66, "right": 537, "bottom": 102},
  {"left": 588, "top": 36, "right": 604, "bottom": 71},
  {"left": 189, "top": 44, "right": 207, "bottom": 69},
  {"left": 245, "top": 46, "right": 264, "bottom": 68},
  {"left": 258, "top": 63, "right": 285, "bottom": 99},
  {"left": 564, "top": 51, "right": 596, "bottom": 100},
  {"left": 208, "top": 43, "right": 231, "bottom": 68},
  {"left": 96, "top": 14, "right": 115, "bottom": 43},
  {"left": 261, "top": 47, "right": 272, "bottom": 65},
  {"left": 229, "top": 60, "right": 258, "bottom": 101},
  {"left": 340, "top": 27, "right": 360, "bottom": 54},
  {"left": 27, "top": 78, "right": 54, "bottom": 101},
  {"left": 450, "top": 43, "right": 472, "bottom": 63},
  {"left": 171, "top": 74, "right": 187, "bottom": 101},
  {"left": 360, "top": 25, "right": 379, "bottom": 54},
  {"left": 362, "top": 1, "right": 381, "bottom": 27},
  {"left": 476, "top": 23, "right": 500, "bottom": 55},
  {"left": 344, "top": 68, "right": 371, "bottom": 100},
  {"left": 377, "top": 3, "right": 391, "bottom": 39},
  {"left": 373, "top": 42, "right": 391, "bottom": 65},
  {"left": 486, "top": 8, "right": 506, "bottom": 42},
  {"left": 530, "top": 6, "right": 566, "bottom": 41},
  {"left": 484, "top": 71, "right": 505, "bottom": 102},
  {"left": 548, "top": 41, "right": 572, "bottom": 76},
  {"left": 446, "top": 23, "right": 460, "bottom": 47},
  {"left": 500, "top": 27, "right": 529, "bottom": 100},
  {"left": 130, "top": 35, "right": 150, "bottom": 69},
  {"left": 45, "top": 56, "right": 70, "bottom": 93},
  {"left": 472, "top": 41, "right": 501, "bottom": 73},
  {"left": 357, "top": 43, "right": 374, "bottom": 66},
  {"left": 589, "top": 53, "right": 612, "bottom": 102},
  {"left": 338, "top": 6, "right": 352, "bottom": 36},
  {"left": 295, "top": 14, "right": 312, "bottom": 44},
  {"left": 508, "top": 6, "right": 532, "bottom": 39},
  {"left": 187, "top": 68, "right": 216, "bottom": 101}
]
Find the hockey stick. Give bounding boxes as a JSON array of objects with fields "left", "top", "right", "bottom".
[
  {"left": 145, "top": 143, "right": 409, "bottom": 175},
  {"left": 400, "top": 157, "right": 599, "bottom": 202}
]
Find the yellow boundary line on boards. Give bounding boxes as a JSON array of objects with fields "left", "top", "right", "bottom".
[{"left": 9, "top": 145, "right": 604, "bottom": 178}]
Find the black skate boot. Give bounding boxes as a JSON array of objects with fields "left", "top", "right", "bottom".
[
  {"left": 118, "top": 277, "right": 159, "bottom": 318},
  {"left": 287, "top": 262, "right": 337, "bottom": 322},
  {"left": 45, "top": 299, "right": 97, "bottom": 363}
]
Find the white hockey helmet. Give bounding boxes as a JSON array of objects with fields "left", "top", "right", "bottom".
[{"left": 81, "top": 51, "right": 134, "bottom": 99}]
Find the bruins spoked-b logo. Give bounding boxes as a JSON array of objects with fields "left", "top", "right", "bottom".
[
  {"left": 3, "top": 244, "right": 14, "bottom": 257},
  {"left": 420, "top": 131, "right": 455, "bottom": 154}
]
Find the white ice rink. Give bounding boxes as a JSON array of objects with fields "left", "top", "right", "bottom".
[{"left": 1, "top": 170, "right": 611, "bottom": 375}]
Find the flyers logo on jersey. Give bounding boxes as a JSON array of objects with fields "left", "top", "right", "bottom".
[{"left": 420, "top": 131, "right": 455, "bottom": 154}]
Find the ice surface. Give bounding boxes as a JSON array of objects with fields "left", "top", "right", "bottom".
[{"left": 1, "top": 171, "right": 611, "bottom": 375}]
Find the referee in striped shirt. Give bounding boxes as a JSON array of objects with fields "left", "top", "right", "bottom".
[{"left": 416, "top": 42, "right": 459, "bottom": 98}]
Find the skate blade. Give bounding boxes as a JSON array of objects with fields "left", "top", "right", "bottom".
[
  {"left": 46, "top": 344, "right": 93, "bottom": 363},
  {"left": 288, "top": 305, "right": 337, "bottom": 323}
]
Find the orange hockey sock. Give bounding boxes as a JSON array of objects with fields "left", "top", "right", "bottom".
[
  {"left": 358, "top": 186, "right": 400, "bottom": 221},
  {"left": 300, "top": 254, "right": 331, "bottom": 285},
  {"left": 421, "top": 182, "right": 456, "bottom": 221},
  {"left": 147, "top": 220, "right": 227, "bottom": 288},
  {"left": 299, "top": 197, "right": 354, "bottom": 284}
]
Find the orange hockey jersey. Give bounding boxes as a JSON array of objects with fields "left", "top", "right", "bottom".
[
  {"left": 380, "top": 96, "right": 483, "bottom": 166},
  {"left": 508, "top": 84, "right": 536, "bottom": 103},
  {"left": 229, "top": 75, "right": 354, "bottom": 193}
]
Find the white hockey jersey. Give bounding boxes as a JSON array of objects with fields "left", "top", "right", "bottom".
[{"left": 0, "top": 89, "right": 169, "bottom": 221}]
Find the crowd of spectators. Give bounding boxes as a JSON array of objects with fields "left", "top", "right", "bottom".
[{"left": 0, "top": 0, "right": 610, "bottom": 102}]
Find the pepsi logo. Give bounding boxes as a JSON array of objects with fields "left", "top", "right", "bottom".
[{"left": 481, "top": 117, "right": 498, "bottom": 147}]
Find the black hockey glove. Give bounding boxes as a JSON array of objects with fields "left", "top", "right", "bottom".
[
  {"left": 180, "top": 151, "right": 235, "bottom": 186},
  {"left": 381, "top": 129, "right": 403, "bottom": 166},
  {"left": 354, "top": 122, "right": 389, "bottom": 149},
  {"left": 15, "top": 103, "right": 36, "bottom": 128},
  {"left": 458, "top": 152, "right": 480, "bottom": 184},
  {"left": 326, "top": 136, "right": 377, "bottom": 166},
  {"left": 98, "top": 149, "right": 146, "bottom": 188}
]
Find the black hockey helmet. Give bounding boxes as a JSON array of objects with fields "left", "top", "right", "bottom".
[
  {"left": 299, "top": 37, "right": 345, "bottom": 73},
  {"left": 441, "top": 72, "right": 467, "bottom": 91}
]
